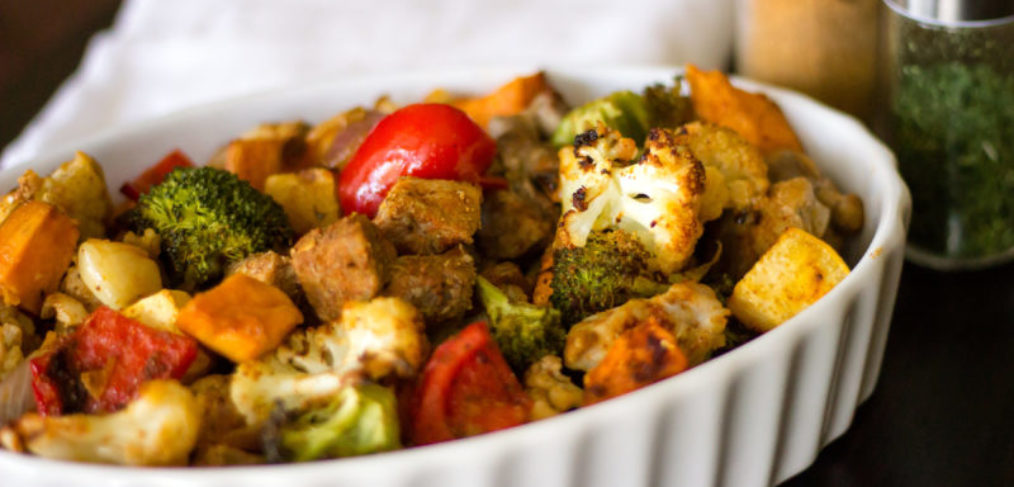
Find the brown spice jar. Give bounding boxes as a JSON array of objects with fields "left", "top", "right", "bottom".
[{"left": 735, "top": 0, "right": 881, "bottom": 122}]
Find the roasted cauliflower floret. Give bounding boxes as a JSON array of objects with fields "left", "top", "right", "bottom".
[
  {"left": 0, "top": 305, "right": 34, "bottom": 379},
  {"left": 278, "top": 297, "right": 427, "bottom": 379},
  {"left": 232, "top": 297, "right": 427, "bottom": 425},
  {"left": 231, "top": 358, "right": 349, "bottom": 427},
  {"left": 8, "top": 380, "right": 201, "bottom": 466},
  {"left": 557, "top": 125, "right": 706, "bottom": 274},
  {"left": 188, "top": 374, "right": 262, "bottom": 463},
  {"left": 0, "top": 152, "right": 112, "bottom": 240},
  {"left": 119, "top": 228, "right": 162, "bottom": 259},
  {"left": 677, "top": 121, "right": 770, "bottom": 212},
  {"left": 712, "top": 176, "right": 834, "bottom": 280},
  {"left": 0, "top": 323, "right": 25, "bottom": 379},
  {"left": 40, "top": 293, "right": 89, "bottom": 333},
  {"left": 564, "top": 282, "right": 729, "bottom": 371},
  {"left": 524, "top": 355, "right": 583, "bottom": 420}
]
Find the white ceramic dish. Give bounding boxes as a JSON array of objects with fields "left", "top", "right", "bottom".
[{"left": 0, "top": 67, "right": 910, "bottom": 487}]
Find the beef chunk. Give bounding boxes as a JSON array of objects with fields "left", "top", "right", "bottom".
[
  {"left": 227, "top": 250, "right": 301, "bottom": 302},
  {"left": 477, "top": 189, "right": 554, "bottom": 260},
  {"left": 384, "top": 246, "right": 476, "bottom": 323},
  {"left": 374, "top": 177, "right": 482, "bottom": 255},
  {"left": 291, "top": 214, "right": 396, "bottom": 321}
]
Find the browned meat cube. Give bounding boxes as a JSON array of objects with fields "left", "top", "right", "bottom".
[
  {"left": 384, "top": 246, "right": 476, "bottom": 323},
  {"left": 227, "top": 250, "right": 302, "bottom": 302},
  {"left": 291, "top": 214, "right": 396, "bottom": 321},
  {"left": 477, "top": 189, "right": 554, "bottom": 260},
  {"left": 374, "top": 177, "right": 482, "bottom": 255}
]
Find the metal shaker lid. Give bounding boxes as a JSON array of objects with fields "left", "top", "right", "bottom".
[{"left": 886, "top": 0, "right": 1014, "bottom": 23}]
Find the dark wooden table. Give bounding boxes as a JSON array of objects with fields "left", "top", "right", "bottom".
[
  {"left": 2, "top": 2, "right": 1012, "bottom": 486},
  {"left": 783, "top": 261, "right": 1014, "bottom": 487}
]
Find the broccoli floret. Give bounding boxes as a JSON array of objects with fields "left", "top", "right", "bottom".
[
  {"left": 125, "top": 167, "right": 293, "bottom": 290},
  {"left": 476, "top": 276, "right": 565, "bottom": 373},
  {"left": 550, "top": 229, "right": 669, "bottom": 326},
  {"left": 643, "top": 81, "right": 694, "bottom": 128},
  {"left": 551, "top": 90, "right": 649, "bottom": 147},
  {"left": 266, "top": 383, "right": 401, "bottom": 462}
]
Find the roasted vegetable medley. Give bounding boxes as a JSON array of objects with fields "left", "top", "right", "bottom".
[{"left": 0, "top": 66, "right": 863, "bottom": 466}]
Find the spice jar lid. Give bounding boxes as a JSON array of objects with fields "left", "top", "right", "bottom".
[{"left": 886, "top": 0, "right": 1014, "bottom": 23}]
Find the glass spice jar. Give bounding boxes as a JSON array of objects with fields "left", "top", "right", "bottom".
[{"left": 880, "top": 0, "right": 1014, "bottom": 270}]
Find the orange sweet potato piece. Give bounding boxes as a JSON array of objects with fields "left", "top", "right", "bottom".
[
  {"left": 224, "top": 138, "right": 287, "bottom": 191},
  {"left": 583, "top": 316, "right": 688, "bottom": 405},
  {"left": 685, "top": 64, "right": 803, "bottom": 155},
  {"left": 176, "top": 274, "right": 302, "bottom": 362},
  {"left": 450, "top": 72, "right": 551, "bottom": 128},
  {"left": 0, "top": 201, "right": 79, "bottom": 314}
]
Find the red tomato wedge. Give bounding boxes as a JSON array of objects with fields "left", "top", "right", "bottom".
[
  {"left": 120, "top": 149, "right": 194, "bottom": 200},
  {"left": 409, "top": 321, "right": 531, "bottom": 446},
  {"left": 29, "top": 307, "right": 198, "bottom": 415},
  {"left": 338, "top": 103, "right": 496, "bottom": 218}
]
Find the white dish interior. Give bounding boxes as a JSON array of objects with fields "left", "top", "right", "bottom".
[{"left": 0, "top": 66, "right": 910, "bottom": 487}]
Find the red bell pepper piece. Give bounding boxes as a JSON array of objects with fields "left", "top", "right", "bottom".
[
  {"left": 29, "top": 306, "right": 198, "bottom": 415},
  {"left": 409, "top": 322, "right": 531, "bottom": 446},
  {"left": 120, "top": 149, "right": 194, "bottom": 200},
  {"left": 338, "top": 103, "right": 497, "bottom": 218}
]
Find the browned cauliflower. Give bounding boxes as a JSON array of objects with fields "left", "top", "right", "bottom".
[{"left": 557, "top": 125, "right": 706, "bottom": 274}]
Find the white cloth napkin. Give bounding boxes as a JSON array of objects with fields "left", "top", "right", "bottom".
[{"left": 1, "top": 0, "right": 734, "bottom": 168}]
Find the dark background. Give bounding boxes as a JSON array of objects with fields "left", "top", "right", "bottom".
[{"left": 2, "top": 2, "right": 1012, "bottom": 485}]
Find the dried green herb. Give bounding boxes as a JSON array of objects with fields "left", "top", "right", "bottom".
[{"left": 892, "top": 61, "right": 1014, "bottom": 258}]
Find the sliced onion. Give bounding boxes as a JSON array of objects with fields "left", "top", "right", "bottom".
[
  {"left": 0, "top": 360, "right": 36, "bottom": 425},
  {"left": 323, "top": 110, "right": 386, "bottom": 171}
]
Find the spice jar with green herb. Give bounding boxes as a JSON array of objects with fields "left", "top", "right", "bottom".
[{"left": 880, "top": 0, "right": 1014, "bottom": 269}]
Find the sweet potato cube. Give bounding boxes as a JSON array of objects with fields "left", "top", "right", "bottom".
[
  {"left": 177, "top": 274, "right": 303, "bottom": 362},
  {"left": 729, "top": 227, "right": 850, "bottom": 332},
  {"left": 686, "top": 64, "right": 803, "bottom": 155},
  {"left": 264, "top": 168, "right": 340, "bottom": 235},
  {"left": 0, "top": 201, "right": 79, "bottom": 314},
  {"left": 449, "top": 72, "right": 551, "bottom": 128},
  {"left": 583, "top": 316, "right": 688, "bottom": 405},
  {"left": 224, "top": 138, "right": 286, "bottom": 191}
]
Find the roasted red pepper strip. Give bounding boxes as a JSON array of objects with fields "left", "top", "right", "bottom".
[
  {"left": 338, "top": 103, "right": 497, "bottom": 218},
  {"left": 120, "top": 149, "right": 194, "bottom": 200},
  {"left": 409, "top": 322, "right": 531, "bottom": 446},
  {"left": 29, "top": 306, "right": 198, "bottom": 415}
]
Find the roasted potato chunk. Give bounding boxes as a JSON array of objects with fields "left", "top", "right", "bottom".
[
  {"left": 224, "top": 121, "right": 310, "bottom": 190},
  {"left": 264, "top": 168, "right": 340, "bottom": 235},
  {"left": 121, "top": 289, "right": 192, "bottom": 334},
  {"left": 729, "top": 227, "right": 850, "bottom": 332}
]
